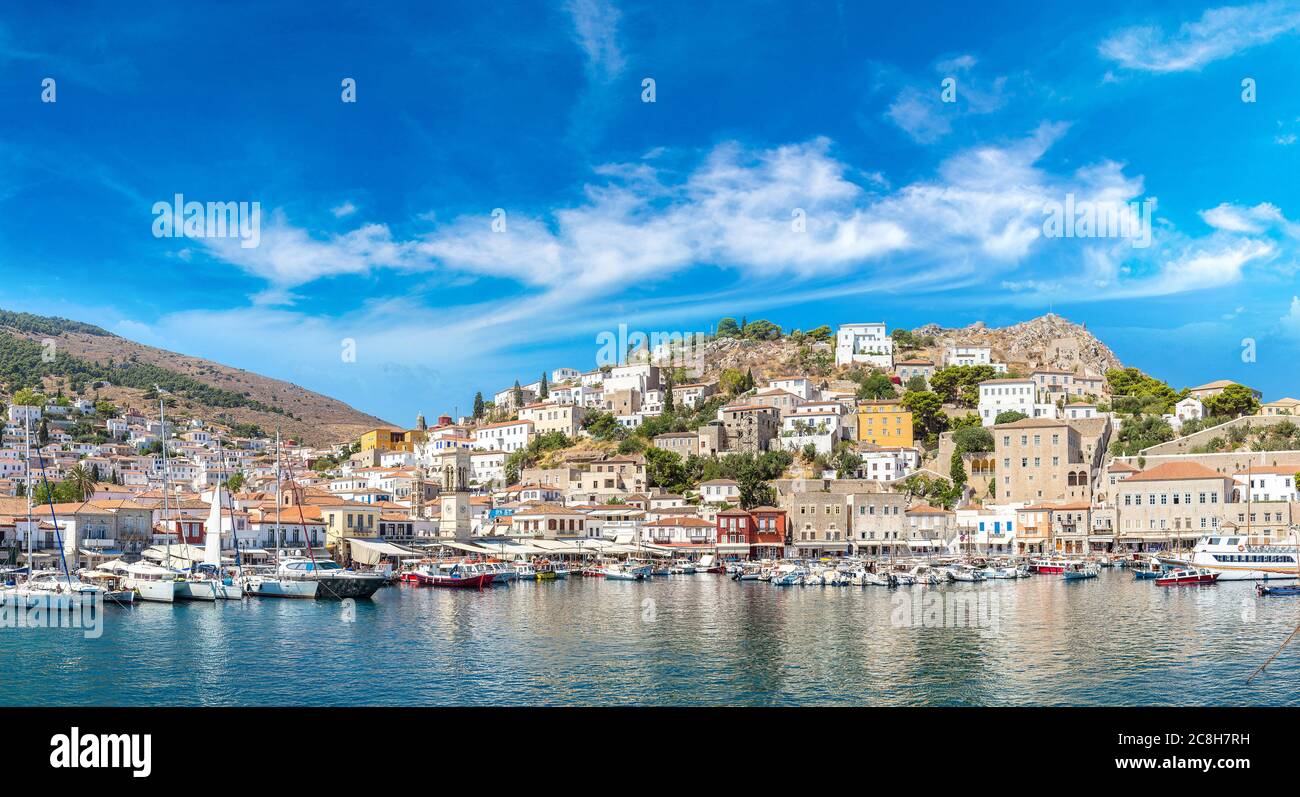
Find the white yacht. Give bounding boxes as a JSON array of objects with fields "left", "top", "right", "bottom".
[
  {"left": 119, "top": 561, "right": 177, "bottom": 603},
  {"left": 1187, "top": 534, "right": 1300, "bottom": 581},
  {"left": 244, "top": 557, "right": 385, "bottom": 599}
]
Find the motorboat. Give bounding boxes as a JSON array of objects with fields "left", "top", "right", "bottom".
[
  {"left": 1256, "top": 582, "right": 1300, "bottom": 596},
  {"left": 513, "top": 562, "right": 537, "bottom": 580},
  {"left": 669, "top": 560, "right": 697, "bottom": 575},
  {"left": 1028, "top": 558, "right": 1074, "bottom": 574},
  {"left": 603, "top": 562, "right": 647, "bottom": 581},
  {"left": 770, "top": 564, "right": 807, "bottom": 586},
  {"left": 1186, "top": 535, "right": 1300, "bottom": 581},
  {"left": 246, "top": 556, "right": 387, "bottom": 598},
  {"left": 950, "top": 565, "right": 985, "bottom": 582},
  {"left": 1132, "top": 559, "right": 1163, "bottom": 580},
  {"left": 1062, "top": 562, "right": 1100, "bottom": 580},
  {"left": 1155, "top": 567, "right": 1219, "bottom": 586}
]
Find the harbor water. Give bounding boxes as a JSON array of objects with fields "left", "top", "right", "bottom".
[{"left": 2, "top": 570, "right": 1297, "bottom": 706}]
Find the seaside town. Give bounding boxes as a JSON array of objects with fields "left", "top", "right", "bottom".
[{"left": 2, "top": 314, "right": 1299, "bottom": 601}]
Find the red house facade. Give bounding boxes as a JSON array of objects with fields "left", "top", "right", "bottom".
[{"left": 715, "top": 506, "right": 788, "bottom": 560}]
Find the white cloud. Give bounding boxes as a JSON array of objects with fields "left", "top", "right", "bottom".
[
  {"left": 885, "top": 60, "right": 1009, "bottom": 144},
  {"left": 1201, "top": 201, "right": 1300, "bottom": 237},
  {"left": 1100, "top": 1, "right": 1300, "bottom": 72},
  {"left": 1280, "top": 295, "right": 1300, "bottom": 339},
  {"left": 331, "top": 201, "right": 357, "bottom": 218},
  {"left": 563, "top": 0, "right": 625, "bottom": 81}
]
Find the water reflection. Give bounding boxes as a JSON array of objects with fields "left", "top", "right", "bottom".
[{"left": 1, "top": 571, "right": 1298, "bottom": 706}]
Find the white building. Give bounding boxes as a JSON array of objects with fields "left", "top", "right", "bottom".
[
  {"left": 473, "top": 420, "right": 534, "bottom": 452},
  {"left": 699, "top": 479, "right": 740, "bottom": 506},
  {"left": 602, "top": 363, "right": 661, "bottom": 394},
  {"left": 1175, "top": 397, "right": 1204, "bottom": 424},
  {"left": 858, "top": 447, "right": 920, "bottom": 481},
  {"left": 835, "top": 323, "right": 893, "bottom": 368},
  {"left": 977, "top": 379, "right": 1056, "bottom": 426},
  {"left": 470, "top": 451, "right": 506, "bottom": 488},
  {"left": 778, "top": 410, "right": 845, "bottom": 455},
  {"left": 1063, "top": 404, "right": 1098, "bottom": 421},
  {"left": 551, "top": 368, "right": 581, "bottom": 383},
  {"left": 767, "top": 377, "right": 815, "bottom": 401},
  {"left": 952, "top": 505, "right": 1019, "bottom": 554},
  {"left": 1232, "top": 467, "right": 1300, "bottom": 503}
]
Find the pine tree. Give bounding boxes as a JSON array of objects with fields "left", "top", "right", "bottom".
[
  {"left": 663, "top": 372, "right": 675, "bottom": 412},
  {"left": 744, "top": 368, "right": 755, "bottom": 391},
  {"left": 512, "top": 380, "right": 523, "bottom": 408},
  {"left": 539, "top": 373, "right": 549, "bottom": 400},
  {"left": 473, "top": 392, "right": 485, "bottom": 419}
]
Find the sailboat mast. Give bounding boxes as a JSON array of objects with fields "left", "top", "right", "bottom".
[
  {"left": 275, "top": 428, "right": 282, "bottom": 555},
  {"left": 24, "top": 414, "right": 32, "bottom": 578},
  {"left": 160, "top": 394, "right": 172, "bottom": 566}
]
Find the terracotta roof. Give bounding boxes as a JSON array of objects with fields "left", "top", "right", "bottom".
[
  {"left": 1124, "top": 462, "right": 1229, "bottom": 483},
  {"left": 643, "top": 517, "right": 714, "bottom": 527},
  {"left": 905, "top": 503, "right": 952, "bottom": 515},
  {"left": 1108, "top": 461, "right": 1140, "bottom": 473}
]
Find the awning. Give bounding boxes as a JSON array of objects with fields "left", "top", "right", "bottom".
[{"left": 346, "top": 538, "right": 422, "bottom": 565}]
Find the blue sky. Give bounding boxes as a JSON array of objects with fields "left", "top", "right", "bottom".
[{"left": 1, "top": 0, "right": 1298, "bottom": 424}]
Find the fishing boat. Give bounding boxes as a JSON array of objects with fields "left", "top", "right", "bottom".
[
  {"left": 534, "top": 561, "right": 558, "bottom": 581},
  {"left": 1062, "top": 562, "right": 1100, "bottom": 580},
  {"left": 246, "top": 556, "right": 388, "bottom": 598},
  {"left": 513, "top": 562, "right": 537, "bottom": 580},
  {"left": 1132, "top": 559, "right": 1163, "bottom": 580},
  {"left": 1256, "top": 583, "right": 1300, "bottom": 596},
  {"left": 950, "top": 565, "right": 986, "bottom": 582},
  {"left": 669, "top": 560, "right": 697, "bottom": 575},
  {"left": 603, "top": 562, "right": 647, "bottom": 581},
  {"left": 1155, "top": 567, "right": 1219, "bottom": 586},
  {"left": 909, "top": 565, "right": 943, "bottom": 586},
  {"left": 697, "top": 555, "right": 726, "bottom": 574},
  {"left": 732, "top": 564, "right": 763, "bottom": 581}
]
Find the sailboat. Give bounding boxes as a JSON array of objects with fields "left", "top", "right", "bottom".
[{"left": 173, "top": 481, "right": 243, "bottom": 600}]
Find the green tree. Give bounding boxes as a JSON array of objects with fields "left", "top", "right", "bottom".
[
  {"left": 1202, "top": 384, "right": 1260, "bottom": 418},
  {"left": 719, "top": 368, "right": 748, "bottom": 397},
  {"left": 742, "top": 319, "right": 782, "bottom": 340},
  {"left": 805, "top": 325, "right": 832, "bottom": 342},
  {"left": 952, "top": 424, "right": 995, "bottom": 453},
  {"left": 472, "top": 392, "right": 485, "bottom": 419},
  {"left": 950, "top": 450, "right": 967, "bottom": 490},
  {"left": 716, "top": 317, "right": 741, "bottom": 337},
  {"left": 1110, "top": 415, "right": 1175, "bottom": 456},
  {"left": 905, "top": 375, "right": 928, "bottom": 392},
  {"left": 66, "top": 464, "right": 96, "bottom": 501},
  {"left": 856, "top": 373, "right": 897, "bottom": 400},
  {"left": 512, "top": 380, "right": 523, "bottom": 407},
  {"left": 645, "top": 447, "right": 689, "bottom": 493},
  {"left": 226, "top": 472, "right": 247, "bottom": 492},
  {"left": 539, "top": 373, "right": 549, "bottom": 400},
  {"left": 995, "top": 410, "right": 1028, "bottom": 425},
  {"left": 900, "top": 390, "right": 948, "bottom": 442},
  {"left": 663, "top": 372, "right": 675, "bottom": 412}
]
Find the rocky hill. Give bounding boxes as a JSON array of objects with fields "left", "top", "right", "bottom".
[
  {"left": 681, "top": 313, "right": 1123, "bottom": 384},
  {"left": 0, "top": 309, "right": 391, "bottom": 446},
  {"left": 910, "top": 313, "right": 1123, "bottom": 376}
]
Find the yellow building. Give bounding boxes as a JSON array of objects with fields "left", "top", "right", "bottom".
[
  {"left": 318, "top": 501, "right": 384, "bottom": 550},
  {"left": 359, "top": 427, "right": 427, "bottom": 453},
  {"left": 857, "top": 400, "right": 914, "bottom": 447}
]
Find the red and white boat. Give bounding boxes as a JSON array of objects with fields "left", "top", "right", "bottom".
[
  {"left": 413, "top": 563, "right": 495, "bottom": 589},
  {"left": 1028, "top": 558, "right": 1074, "bottom": 574},
  {"left": 1155, "top": 567, "right": 1219, "bottom": 586}
]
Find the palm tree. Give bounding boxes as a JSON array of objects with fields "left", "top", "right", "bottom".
[{"left": 67, "top": 464, "right": 96, "bottom": 502}]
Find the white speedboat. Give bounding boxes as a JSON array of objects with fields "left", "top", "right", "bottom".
[{"left": 669, "top": 560, "right": 697, "bottom": 574}]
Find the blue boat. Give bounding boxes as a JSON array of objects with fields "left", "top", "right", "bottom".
[
  {"left": 1132, "top": 559, "right": 1163, "bottom": 580},
  {"left": 1256, "top": 583, "right": 1300, "bottom": 596}
]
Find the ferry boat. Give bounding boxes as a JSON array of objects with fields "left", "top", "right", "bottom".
[
  {"left": 1155, "top": 567, "right": 1219, "bottom": 586},
  {"left": 1185, "top": 535, "right": 1300, "bottom": 581}
]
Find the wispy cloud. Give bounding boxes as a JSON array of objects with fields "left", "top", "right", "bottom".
[
  {"left": 564, "top": 0, "right": 626, "bottom": 81},
  {"left": 1099, "top": 1, "right": 1300, "bottom": 73},
  {"left": 884, "top": 55, "right": 1010, "bottom": 144}
]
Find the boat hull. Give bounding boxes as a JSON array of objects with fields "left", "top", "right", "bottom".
[
  {"left": 174, "top": 580, "right": 244, "bottom": 601},
  {"left": 124, "top": 578, "right": 175, "bottom": 603}
]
